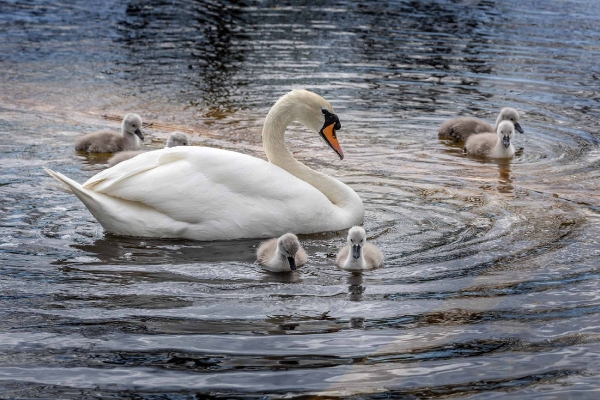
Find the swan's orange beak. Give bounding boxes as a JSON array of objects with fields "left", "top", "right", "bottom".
[{"left": 320, "top": 123, "right": 344, "bottom": 160}]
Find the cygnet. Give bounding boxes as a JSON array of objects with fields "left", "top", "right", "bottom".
[
  {"left": 75, "top": 114, "right": 144, "bottom": 153},
  {"left": 107, "top": 131, "right": 189, "bottom": 167},
  {"left": 438, "top": 107, "right": 524, "bottom": 142},
  {"left": 166, "top": 131, "right": 189, "bottom": 147},
  {"left": 335, "top": 226, "right": 383, "bottom": 271},
  {"left": 257, "top": 233, "right": 307, "bottom": 272},
  {"left": 464, "top": 120, "right": 516, "bottom": 159}
]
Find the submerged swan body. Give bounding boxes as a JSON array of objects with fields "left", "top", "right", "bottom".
[
  {"left": 45, "top": 90, "right": 364, "bottom": 241},
  {"left": 438, "top": 107, "right": 523, "bottom": 143},
  {"left": 336, "top": 226, "right": 383, "bottom": 271},
  {"left": 464, "top": 120, "right": 516, "bottom": 159},
  {"left": 75, "top": 114, "right": 144, "bottom": 153},
  {"left": 107, "top": 132, "right": 189, "bottom": 167},
  {"left": 257, "top": 233, "right": 307, "bottom": 272}
]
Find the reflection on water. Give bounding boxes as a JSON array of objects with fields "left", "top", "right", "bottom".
[{"left": 2, "top": 0, "right": 600, "bottom": 397}]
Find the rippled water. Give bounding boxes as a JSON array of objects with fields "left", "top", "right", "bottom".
[{"left": 2, "top": 0, "right": 600, "bottom": 397}]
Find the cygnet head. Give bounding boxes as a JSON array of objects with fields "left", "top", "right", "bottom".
[
  {"left": 498, "top": 108, "right": 524, "bottom": 133},
  {"left": 347, "top": 226, "right": 367, "bottom": 259},
  {"left": 166, "top": 131, "right": 189, "bottom": 147},
  {"left": 277, "top": 233, "right": 301, "bottom": 270},
  {"left": 496, "top": 120, "right": 515, "bottom": 148},
  {"left": 122, "top": 114, "right": 144, "bottom": 141},
  {"left": 273, "top": 90, "right": 343, "bottom": 160}
]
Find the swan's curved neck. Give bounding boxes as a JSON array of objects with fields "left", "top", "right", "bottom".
[{"left": 261, "top": 98, "right": 361, "bottom": 211}]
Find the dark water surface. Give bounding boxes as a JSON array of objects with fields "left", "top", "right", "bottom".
[{"left": 2, "top": 0, "right": 600, "bottom": 397}]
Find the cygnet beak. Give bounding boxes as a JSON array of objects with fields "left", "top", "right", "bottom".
[
  {"left": 134, "top": 129, "right": 144, "bottom": 141},
  {"left": 514, "top": 122, "right": 524, "bottom": 134},
  {"left": 287, "top": 256, "right": 297, "bottom": 271},
  {"left": 352, "top": 245, "right": 361, "bottom": 259},
  {"left": 502, "top": 135, "right": 511, "bottom": 148}
]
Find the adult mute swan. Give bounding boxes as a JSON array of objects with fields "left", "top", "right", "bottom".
[
  {"left": 336, "top": 226, "right": 383, "bottom": 271},
  {"left": 107, "top": 131, "right": 189, "bottom": 167},
  {"left": 75, "top": 114, "right": 144, "bottom": 153},
  {"left": 438, "top": 107, "right": 524, "bottom": 143},
  {"left": 464, "top": 120, "right": 516, "bottom": 159},
  {"left": 44, "top": 90, "right": 364, "bottom": 240},
  {"left": 257, "top": 233, "right": 307, "bottom": 272}
]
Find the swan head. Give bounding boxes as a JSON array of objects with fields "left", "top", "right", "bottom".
[
  {"left": 347, "top": 226, "right": 366, "bottom": 259},
  {"left": 276, "top": 233, "right": 301, "bottom": 270},
  {"left": 122, "top": 114, "right": 144, "bottom": 141},
  {"left": 166, "top": 131, "right": 189, "bottom": 147},
  {"left": 497, "top": 120, "right": 515, "bottom": 148},
  {"left": 498, "top": 108, "right": 523, "bottom": 134},
  {"left": 281, "top": 90, "right": 344, "bottom": 160}
]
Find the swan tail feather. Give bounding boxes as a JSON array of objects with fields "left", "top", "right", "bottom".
[{"left": 43, "top": 167, "right": 84, "bottom": 194}]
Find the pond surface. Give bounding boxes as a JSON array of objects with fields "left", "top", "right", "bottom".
[{"left": 2, "top": 0, "right": 600, "bottom": 398}]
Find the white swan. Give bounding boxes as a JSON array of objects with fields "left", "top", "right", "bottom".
[
  {"left": 107, "top": 132, "right": 189, "bottom": 167},
  {"left": 44, "top": 90, "right": 364, "bottom": 241},
  {"left": 464, "top": 120, "right": 516, "bottom": 159},
  {"left": 335, "top": 226, "right": 383, "bottom": 271},
  {"left": 75, "top": 114, "right": 144, "bottom": 153},
  {"left": 438, "top": 107, "right": 524, "bottom": 142},
  {"left": 257, "top": 233, "right": 307, "bottom": 272}
]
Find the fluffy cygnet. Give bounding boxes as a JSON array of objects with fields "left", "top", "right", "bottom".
[
  {"left": 107, "top": 131, "right": 189, "bottom": 167},
  {"left": 335, "top": 226, "right": 383, "bottom": 271},
  {"left": 438, "top": 107, "right": 524, "bottom": 142},
  {"left": 464, "top": 120, "right": 516, "bottom": 159},
  {"left": 107, "top": 151, "right": 144, "bottom": 168},
  {"left": 166, "top": 131, "right": 189, "bottom": 147},
  {"left": 75, "top": 114, "right": 144, "bottom": 153},
  {"left": 257, "top": 233, "right": 307, "bottom": 272}
]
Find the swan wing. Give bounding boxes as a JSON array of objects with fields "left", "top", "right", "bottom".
[{"left": 78, "top": 146, "right": 337, "bottom": 240}]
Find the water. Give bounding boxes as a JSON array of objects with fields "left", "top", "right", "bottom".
[{"left": 2, "top": 0, "right": 600, "bottom": 397}]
